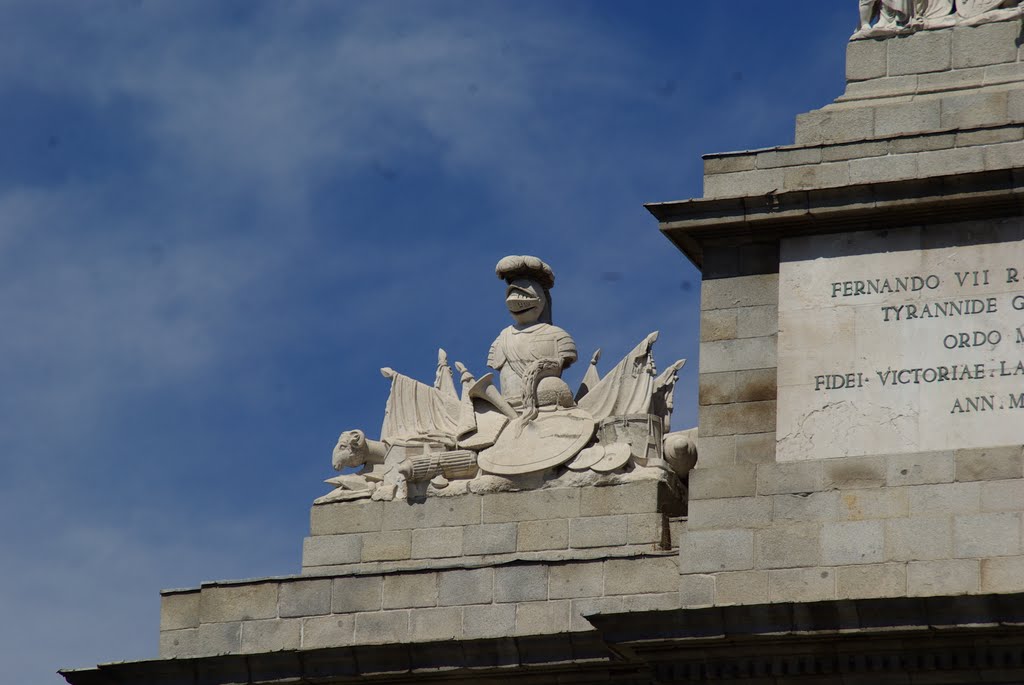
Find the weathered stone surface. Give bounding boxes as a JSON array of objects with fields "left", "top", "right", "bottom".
[
  {"left": 689, "top": 465, "right": 757, "bottom": 500},
  {"left": 462, "top": 603, "right": 515, "bottom": 639},
  {"left": 847, "top": 37, "right": 887, "bottom": 81},
  {"left": 774, "top": 492, "right": 840, "bottom": 524},
  {"left": 463, "top": 522, "right": 517, "bottom": 555},
  {"left": 953, "top": 512, "right": 1022, "bottom": 558},
  {"left": 604, "top": 557, "right": 679, "bottom": 595},
  {"left": 681, "top": 530, "right": 754, "bottom": 573},
  {"left": 514, "top": 600, "right": 570, "bottom": 636},
  {"left": 278, "top": 579, "right": 331, "bottom": 618},
  {"left": 700, "top": 337, "right": 777, "bottom": 375},
  {"left": 768, "top": 567, "right": 836, "bottom": 603},
  {"left": 716, "top": 570, "right": 769, "bottom": 606},
  {"left": 887, "top": 452, "right": 956, "bottom": 486},
  {"left": 494, "top": 565, "right": 548, "bottom": 603},
  {"left": 836, "top": 563, "right": 907, "bottom": 600},
  {"left": 702, "top": 274, "right": 779, "bottom": 311},
  {"left": 159, "top": 628, "right": 197, "bottom": 658},
  {"left": 571, "top": 597, "right": 623, "bottom": 632},
  {"left": 756, "top": 524, "right": 821, "bottom": 569},
  {"left": 627, "top": 513, "right": 664, "bottom": 545},
  {"left": 981, "top": 555, "right": 1024, "bottom": 593},
  {"left": 354, "top": 610, "right": 409, "bottom": 644},
  {"left": 303, "top": 535, "right": 362, "bottom": 567},
  {"left": 516, "top": 518, "right": 569, "bottom": 551},
  {"left": 481, "top": 489, "right": 580, "bottom": 523},
  {"left": 885, "top": 516, "right": 953, "bottom": 561},
  {"left": 907, "top": 559, "right": 979, "bottom": 596},
  {"left": 698, "top": 435, "right": 737, "bottom": 468},
  {"left": 823, "top": 456, "right": 887, "bottom": 490},
  {"left": 382, "top": 572, "right": 438, "bottom": 609},
  {"left": 909, "top": 482, "right": 981, "bottom": 516},
  {"left": 621, "top": 591, "right": 682, "bottom": 612},
  {"left": 757, "top": 462, "right": 823, "bottom": 496},
  {"left": 438, "top": 568, "right": 492, "bottom": 606},
  {"left": 700, "top": 309, "right": 738, "bottom": 342},
  {"left": 196, "top": 621, "right": 241, "bottom": 655},
  {"left": 310, "top": 500, "right": 383, "bottom": 536},
  {"left": 160, "top": 591, "right": 200, "bottom": 631},
  {"left": 955, "top": 446, "right": 1024, "bottom": 481},
  {"left": 199, "top": 583, "right": 278, "bottom": 624},
  {"left": 888, "top": 30, "right": 951, "bottom": 76},
  {"left": 821, "top": 521, "right": 885, "bottom": 566},
  {"left": 736, "top": 432, "right": 776, "bottom": 464},
  {"left": 360, "top": 530, "right": 412, "bottom": 562},
  {"left": 700, "top": 400, "right": 777, "bottom": 438},
  {"left": 569, "top": 515, "right": 627, "bottom": 548},
  {"left": 952, "top": 21, "right": 1020, "bottom": 69},
  {"left": 981, "top": 479, "right": 1024, "bottom": 512},
  {"left": 679, "top": 574, "right": 715, "bottom": 607},
  {"left": 332, "top": 575, "right": 382, "bottom": 614},
  {"left": 301, "top": 614, "right": 355, "bottom": 649},
  {"left": 837, "top": 488, "right": 908, "bottom": 521},
  {"left": 382, "top": 496, "right": 481, "bottom": 531},
  {"left": 688, "top": 496, "right": 773, "bottom": 530},
  {"left": 411, "top": 526, "right": 463, "bottom": 559},
  {"left": 240, "top": 618, "right": 301, "bottom": 653},
  {"left": 409, "top": 606, "right": 463, "bottom": 641},
  {"left": 548, "top": 561, "right": 604, "bottom": 599}
]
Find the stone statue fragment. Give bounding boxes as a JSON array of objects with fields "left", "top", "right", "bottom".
[{"left": 853, "top": 0, "right": 1020, "bottom": 37}]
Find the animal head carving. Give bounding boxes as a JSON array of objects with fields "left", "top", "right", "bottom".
[{"left": 332, "top": 429, "right": 370, "bottom": 471}]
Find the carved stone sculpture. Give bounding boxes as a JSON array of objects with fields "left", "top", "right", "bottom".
[
  {"left": 317, "top": 255, "right": 697, "bottom": 504},
  {"left": 853, "top": 0, "right": 1020, "bottom": 37}
]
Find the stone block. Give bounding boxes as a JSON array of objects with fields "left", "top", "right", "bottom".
[
  {"left": 411, "top": 526, "right": 463, "bottom": 559},
  {"left": 240, "top": 618, "right": 301, "bottom": 653},
  {"left": 907, "top": 559, "right": 979, "bottom": 596},
  {"left": 579, "top": 480, "right": 666, "bottom": 516},
  {"left": 159, "top": 629, "right": 197, "bottom": 658},
  {"left": 517, "top": 518, "right": 569, "bottom": 551},
  {"left": 888, "top": 30, "right": 951, "bottom": 75},
  {"left": 768, "top": 568, "right": 836, "bottom": 603},
  {"left": 1011, "top": 89, "right": 1024, "bottom": 120},
  {"left": 700, "top": 337, "right": 777, "bottom": 375},
  {"left": 734, "top": 368, "right": 777, "bottom": 403},
  {"left": 985, "top": 60, "right": 1024, "bottom": 86},
  {"left": 701, "top": 274, "right": 779, "bottom": 311},
  {"left": 885, "top": 516, "right": 953, "bottom": 561},
  {"left": 886, "top": 451, "right": 955, "bottom": 486},
  {"left": 849, "top": 153, "right": 918, "bottom": 184},
  {"left": 689, "top": 465, "right": 757, "bottom": 500},
  {"left": 757, "top": 462, "right": 823, "bottom": 495},
  {"left": 736, "top": 432, "right": 776, "bottom": 464},
  {"left": 704, "top": 168, "right": 784, "bottom": 199},
  {"left": 438, "top": 568, "right": 493, "bottom": 606},
  {"left": 836, "top": 563, "right": 907, "bottom": 600},
  {"left": 821, "top": 140, "right": 889, "bottom": 162},
  {"left": 621, "top": 592, "right": 681, "bottom": 612},
  {"left": 514, "top": 600, "right": 571, "bottom": 636},
  {"left": 548, "top": 561, "right": 605, "bottom": 599},
  {"left": 704, "top": 154, "right": 756, "bottom": 175},
  {"left": 955, "top": 446, "right": 1024, "bottom": 482},
  {"left": 700, "top": 371, "right": 736, "bottom": 406},
  {"left": 196, "top": 621, "right": 241, "bottom": 656},
  {"left": 981, "top": 556, "right": 1024, "bottom": 593},
  {"left": 495, "top": 565, "right": 548, "bottom": 603},
  {"left": 715, "top": 570, "right": 769, "bottom": 606},
  {"left": 354, "top": 610, "right": 409, "bottom": 644},
  {"left": 278, "top": 579, "right": 331, "bottom": 618},
  {"left": 918, "top": 146, "right": 986, "bottom": 176},
  {"left": 783, "top": 161, "right": 851, "bottom": 191},
  {"left": 984, "top": 139, "right": 1024, "bottom": 169},
  {"left": 199, "top": 583, "right": 278, "bottom": 624},
  {"left": 875, "top": 100, "right": 942, "bottom": 137},
  {"left": 160, "top": 591, "right": 200, "bottom": 631},
  {"left": 680, "top": 529, "right": 754, "bottom": 573},
  {"left": 795, "top": 108, "right": 875, "bottom": 146},
  {"left": 955, "top": 126, "right": 1023, "bottom": 147},
  {"left": 774, "top": 492, "right": 839, "bottom": 524},
  {"left": 953, "top": 512, "right": 1022, "bottom": 558},
  {"left": 908, "top": 482, "right": 980, "bottom": 516},
  {"left": 302, "top": 535, "right": 362, "bottom": 567},
  {"left": 462, "top": 604, "right": 516, "bottom": 639},
  {"left": 940, "top": 91, "right": 1009, "bottom": 129},
  {"left": 360, "top": 530, "right": 412, "bottom": 562},
  {"left": 756, "top": 147, "right": 823, "bottom": 169},
  {"left": 700, "top": 309, "right": 738, "bottom": 342},
  {"left": 679, "top": 574, "right": 715, "bottom": 607},
  {"left": 847, "top": 37, "right": 888, "bottom": 81},
  {"left": 821, "top": 521, "right": 885, "bottom": 566},
  {"left": 981, "top": 479, "right": 1024, "bottom": 512},
  {"left": 699, "top": 400, "right": 776, "bottom": 438},
  {"left": 688, "top": 496, "right": 773, "bottom": 531},
  {"left": 409, "top": 606, "right": 463, "bottom": 642},
  {"left": 481, "top": 488, "right": 580, "bottom": 523},
  {"left": 953, "top": 21, "right": 1020, "bottom": 68},
  {"left": 627, "top": 513, "right": 665, "bottom": 545},
  {"left": 698, "top": 435, "right": 737, "bottom": 468},
  {"left": 301, "top": 614, "right": 355, "bottom": 650},
  {"left": 463, "top": 522, "right": 517, "bottom": 555},
  {"left": 310, "top": 500, "right": 383, "bottom": 536},
  {"left": 756, "top": 524, "right": 821, "bottom": 569},
  {"left": 571, "top": 597, "right": 623, "bottom": 632},
  {"left": 604, "top": 557, "right": 679, "bottom": 595},
  {"left": 382, "top": 496, "right": 481, "bottom": 531},
  {"left": 917, "top": 65, "right": 985, "bottom": 92},
  {"left": 889, "top": 132, "right": 955, "bottom": 154},
  {"left": 838, "top": 489, "right": 908, "bottom": 521},
  {"left": 382, "top": 572, "right": 438, "bottom": 609},
  {"left": 332, "top": 575, "right": 382, "bottom": 614},
  {"left": 823, "top": 456, "right": 886, "bottom": 490}
]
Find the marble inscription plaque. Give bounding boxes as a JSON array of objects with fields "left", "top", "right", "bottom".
[{"left": 777, "top": 224, "right": 1024, "bottom": 461}]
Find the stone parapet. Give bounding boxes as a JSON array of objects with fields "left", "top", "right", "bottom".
[
  {"left": 158, "top": 554, "right": 681, "bottom": 659},
  {"left": 302, "top": 477, "right": 683, "bottom": 572}
]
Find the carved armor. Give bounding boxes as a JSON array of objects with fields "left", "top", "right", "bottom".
[{"left": 488, "top": 323, "right": 577, "bottom": 407}]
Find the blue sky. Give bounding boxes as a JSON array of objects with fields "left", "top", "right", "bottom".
[{"left": 0, "top": 2, "right": 853, "bottom": 681}]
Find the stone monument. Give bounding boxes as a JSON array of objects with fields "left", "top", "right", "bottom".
[{"left": 62, "top": 5, "right": 1024, "bottom": 684}]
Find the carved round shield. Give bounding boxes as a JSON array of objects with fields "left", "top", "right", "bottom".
[{"left": 477, "top": 407, "right": 596, "bottom": 476}]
